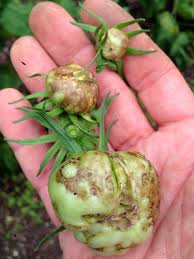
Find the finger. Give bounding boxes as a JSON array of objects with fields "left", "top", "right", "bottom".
[
  {"left": 29, "top": 1, "right": 154, "bottom": 150},
  {"left": 82, "top": 0, "right": 194, "bottom": 127},
  {"left": 59, "top": 232, "right": 96, "bottom": 259},
  {"left": 10, "top": 36, "right": 56, "bottom": 93},
  {"left": 0, "top": 88, "right": 58, "bottom": 224}
]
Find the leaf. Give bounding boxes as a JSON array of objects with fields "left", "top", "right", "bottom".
[
  {"left": 115, "top": 18, "right": 146, "bottom": 30},
  {"left": 70, "top": 21, "right": 97, "bottom": 32},
  {"left": 98, "top": 93, "right": 119, "bottom": 151},
  {"left": 37, "top": 141, "right": 61, "bottom": 176},
  {"left": 115, "top": 60, "right": 123, "bottom": 77},
  {"left": 95, "top": 48, "right": 118, "bottom": 73},
  {"left": 126, "top": 29, "right": 150, "bottom": 38},
  {"left": 94, "top": 24, "right": 105, "bottom": 42},
  {"left": 0, "top": 0, "right": 33, "bottom": 36},
  {"left": 138, "top": 98, "right": 158, "bottom": 130},
  {"left": 126, "top": 48, "right": 157, "bottom": 55},
  {"left": 51, "top": 146, "right": 67, "bottom": 175},
  {"left": 86, "top": 48, "right": 103, "bottom": 70},
  {"left": 157, "top": 12, "right": 179, "bottom": 36},
  {"left": 5, "top": 134, "right": 57, "bottom": 145},
  {"left": 68, "top": 114, "right": 98, "bottom": 137},
  {"left": 35, "top": 100, "right": 48, "bottom": 110},
  {"left": 79, "top": 135, "right": 98, "bottom": 151},
  {"left": 0, "top": 64, "right": 21, "bottom": 89},
  {"left": 9, "top": 91, "right": 48, "bottom": 104},
  {"left": 79, "top": 3, "right": 108, "bottom": 29},
  {"left": 80, "top": 113, "right": 97, "bottom": 123},
  {"left": 95, "top": 27, "right": 108, "bottom": 49},
  {"left": 104, "top": 119, "right": 118, "bottom": 150},
  {"left": 35, "top": 99, "right": 53, "bottom": 110},
  {"left": 46, "top": 106, "right": 64, "bottom": 117},
  {"left": 34, "top": 225, "right": 65, "bottom": 252},
  {"left": 176, "top": 2, "right": 194, "bottom": 21},
  {"left": 14, "top": 108, "right": 37, "bottom": 124}
]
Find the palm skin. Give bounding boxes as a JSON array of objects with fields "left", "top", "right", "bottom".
[{"left": 0, "top": 0, "right": 194, "bottom": 258}]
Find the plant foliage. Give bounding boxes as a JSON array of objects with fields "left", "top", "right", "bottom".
[{"left": 139, "top": 0, "right": 194, "bottom": 71}]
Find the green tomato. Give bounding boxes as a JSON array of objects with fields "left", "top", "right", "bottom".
[
  {"left": 45, "top": 64, "right": 98, "bottom": 114},
  {"left": 48, "top": 150, "right": 160, "bottom": 255},
  {"left": 102, "top": 28, "right": 128, "bottom": 61}
]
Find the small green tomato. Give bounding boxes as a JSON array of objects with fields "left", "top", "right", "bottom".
[{"left": 102, "top": 28, "right": 129, "bottom": 61}]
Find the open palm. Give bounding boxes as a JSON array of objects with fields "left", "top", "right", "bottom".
[{"left": 1, "top": 0, "right": 194, "bottom": 258}]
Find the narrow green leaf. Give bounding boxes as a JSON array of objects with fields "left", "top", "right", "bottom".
[
  {"left": 9, "top": 92, "right": 47, "bottom": 104},
  {"left": 80, "top": 113, "right": 97, "bottom": 123},
  {"left": 79, "top": 3, "right": 108, "bottom": 29},
  {"left": 96, "top": 30, "right": 108, "bottom": 49},
  {"left": 14, "top": 109, "right": 35, "bottom": 124},
  {"left": 51, "top": 147, "right": 67, "bottom": 175},
  {"left": 99, "top": 95, "right": 108, "bottom": 151},
  {"left": 37, "top": 99, "right": 54, "bottom": 111},
  {"left": 47, "top": 106, "right": 64, "bottom": 117},
  {"left": 34, "top": 225, "right": 65, "bottom": 252},
  {"left": 86, "top": 48, "right": 102, "bottom": 70},
  {"left": 115, "top": 18, "right": 145, "bottom": 30},
  {"left": 68, "top": 115, "right": 98, "bottom": 137},
  {"left": 126, "top": 48, "right": 157, "bottom": 55},
  {"left": 37, "top": 141, "right": 61, "bottom": 176},
  {"left": 15, "top": 107, "right": 52, "bottom": 128},
  {"left": 126, "top": 29, "right": 150, "bottom": 38},
  {"left": 94, "top": 24, "right": 105, "bottom": 42},
  {"left": 90, "top": 108, "right": 100, "bottom": 121},
  {"left": 104, "top": 119, "right": 118, "bottom": 149},
  {"left": 35, "top": 100, "right": 48, "bottom": 109},
  {"left": 95, "top": 51, "right": 106, "bottom": 72},
  {"left": 96, "top": 51, "right": 118, "bottom": 72},
  {"left": 98, "top": 93, "right": 119, "bottom": 151},
  {"left": 138, "top": 98, "right": 158, "bottom": 130},
  {"left": 5, "top": 134, "right": 56, "bottom": 145},
  {"left": 115, "top": 60, "right": 123, "bottom": 77},
  {"left": 80, "top": 135, "right": 98, "bottom": 151},
  {"left": 70, "top": 21, "right": 97, "bottom": 32}
]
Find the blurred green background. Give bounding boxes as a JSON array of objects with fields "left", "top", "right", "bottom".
[{"left": 0, "top": 0, "right": 193, "bottom": 257}]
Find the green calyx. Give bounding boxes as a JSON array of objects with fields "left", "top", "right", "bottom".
[
  {"left": 71, "top": 3, "right": 156, "bottom": 75},
  {"left": 48, "top": 150, "right": 160, "bottom": 256},
  {"left": 66, "top": 125, "right": 80, "bottom": 138}
]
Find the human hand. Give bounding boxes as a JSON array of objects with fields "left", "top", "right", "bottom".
[{"left": 1, "top": 0, "right": 194, "bottom": 258}]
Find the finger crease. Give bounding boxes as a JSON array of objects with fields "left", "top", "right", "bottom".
[{"left": 136, "top": 61, "right": 174, "bottom": 94}]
